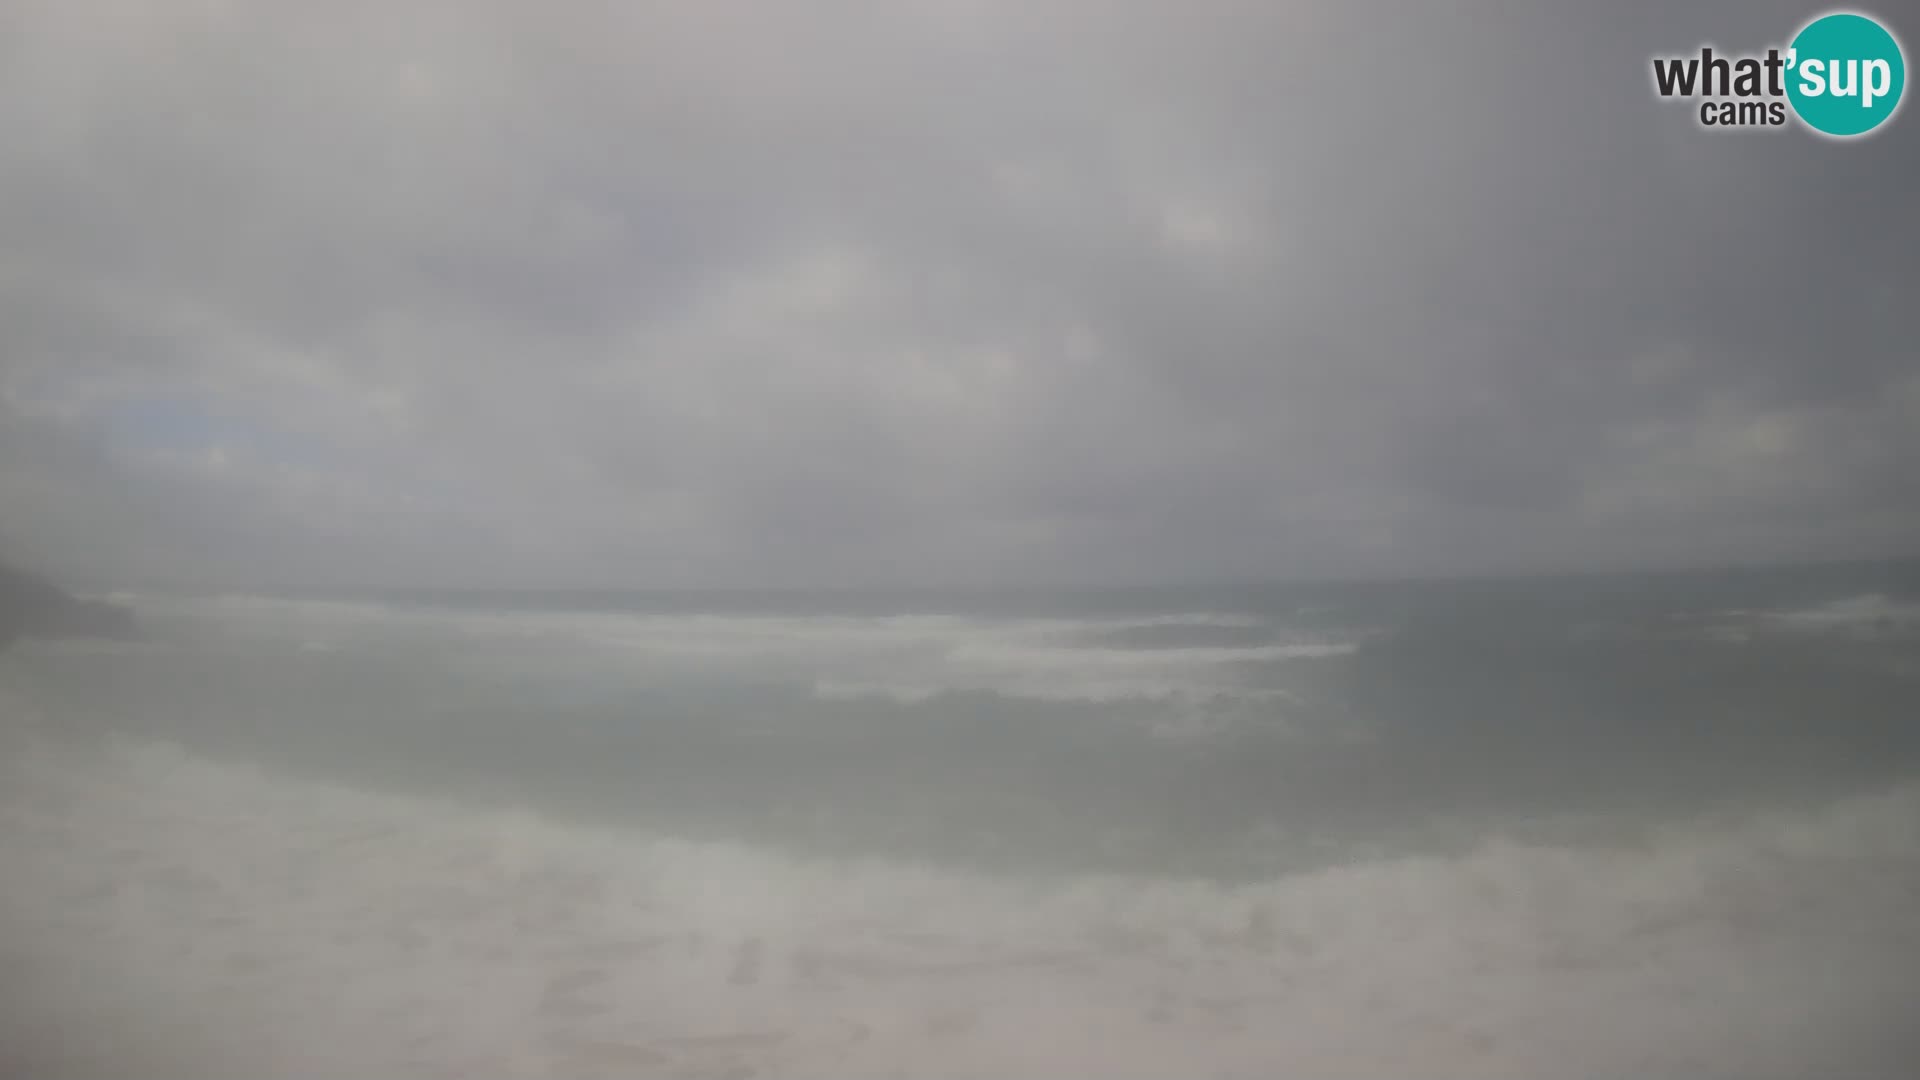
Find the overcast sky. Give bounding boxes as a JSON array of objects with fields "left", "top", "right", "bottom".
[{"left": 2, "top": 1, "right": 1915, "bottom": 590}]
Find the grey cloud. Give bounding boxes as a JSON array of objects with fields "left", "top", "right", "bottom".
[{"left": 2, "top": 0, "right": 1916, "bottom": 589}]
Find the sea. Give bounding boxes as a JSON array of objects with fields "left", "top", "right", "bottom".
[{"left": 3, "top": 562, "right": 1918, "bottom": 1077}]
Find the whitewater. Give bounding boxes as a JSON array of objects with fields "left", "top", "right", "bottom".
[{"left": 4, "top": 570, "right": 1918, "bottom": 1077}]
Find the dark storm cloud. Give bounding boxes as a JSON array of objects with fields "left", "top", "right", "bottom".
[{"left": 1, "top": 0, "right": 1915, "bottom": 588}]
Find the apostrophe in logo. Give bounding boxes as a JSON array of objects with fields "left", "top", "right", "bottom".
[
  {"left": 1786, "top": 12, "right": 1905, "bottom": 137},
  {"left": 1650, "top": 10, "right": 1905, "bottom": 138}
]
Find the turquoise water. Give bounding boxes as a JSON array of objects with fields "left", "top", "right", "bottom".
[{"left": 3, "top": 563, "right": 1918, "bottom": 1075}]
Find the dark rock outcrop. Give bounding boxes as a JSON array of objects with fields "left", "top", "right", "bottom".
[{"left": 0, "top": 562, "right": 136, "bottom": 649}]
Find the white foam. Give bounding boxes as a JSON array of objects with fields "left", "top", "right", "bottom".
[
  {"left": 1763, "top": 593, "right": 1920, "bottom": 631},
  {"left": 3, "top": 714, "right": 1916, "bottom": 1077},
  {"left": 117, "top": 593, "right": 1351, "bottom": 706}
]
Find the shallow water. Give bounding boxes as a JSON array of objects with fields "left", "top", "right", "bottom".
[{"left": 4, "top": 566, "right": 1919, "bottom": 1076}]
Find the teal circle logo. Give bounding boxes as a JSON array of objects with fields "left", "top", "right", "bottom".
[{"left": 1786, "top": 13, "right": 1905, "bottom": 137}]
